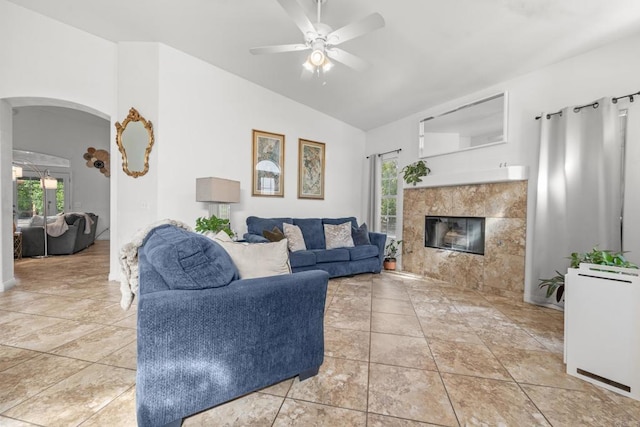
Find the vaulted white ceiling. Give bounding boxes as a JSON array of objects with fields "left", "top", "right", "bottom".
[{"left": 8, "top": 0, "right": 640, "bottom": 130}]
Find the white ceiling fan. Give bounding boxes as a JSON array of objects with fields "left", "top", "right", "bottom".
[{"left": 250, "top": 0, "right": 385, "bottom": 75}]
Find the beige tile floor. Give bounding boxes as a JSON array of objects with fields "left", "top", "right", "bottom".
[{"left": 2, "top": 241, "right": 640, "bottom": 426}]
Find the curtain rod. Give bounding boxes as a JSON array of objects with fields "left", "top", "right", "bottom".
[
  {"left": 535, "top": 111, "right": 562, "bottom": 120},
  {"left": 612, "top": 90, "right": 640, "bottom": 104},
  {"left": 573, "top": 101, "right": 599, "bottom": 113},
  {"left": 366, "top": 148, "right": 401, "bottom": 159},
  {"left": 535, "top": 88, "right": 639, "bottom": 120}
]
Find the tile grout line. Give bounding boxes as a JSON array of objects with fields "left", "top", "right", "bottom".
[{"left": 408, "top": 279, "right": 463, "bottom": 427}]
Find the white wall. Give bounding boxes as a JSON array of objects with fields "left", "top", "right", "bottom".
[
  {"left": 112, "top": 42, "right": 160, "bottom": 278},
  {"left": 366, "top": 31, "right": 640, "bottom": 304},
  {"left": 0, "top": 100, "right": 15, "bottom": 291},
  {"left": 110, "top": 44, "right": 366, "bottom": 280},
  {"left": 0, "top": 1, "right": 116, "bottom": 115},
  {"left": 0, "top": 0, "right": 116, "bottom": 289},
  {"left": 12, "top": 107, "right": 111, "bottom": 239},
  {"left": 155, "top": 45, "right": 366, "bottom": 236},
  {"left": 0, "top": 1, "right": 366, "bottom": 284}
]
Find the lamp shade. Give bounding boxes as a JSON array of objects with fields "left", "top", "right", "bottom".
[
  {"left": 12, "top": 165, "right": 23, "bottom": 180},
  {"left": 42, "top": 176, "right": 58, "bottom": 190},
  {"left": 196, "top": 177, "right": 240, "bottom": 203}
]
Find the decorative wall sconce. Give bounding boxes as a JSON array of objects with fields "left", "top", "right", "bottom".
[{"left": 83, "top": 147, "right": 110, "bottom": 177}]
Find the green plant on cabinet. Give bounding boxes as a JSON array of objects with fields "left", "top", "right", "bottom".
[{"left": 539, "top": 247, "right": 638, "bottom": 302}]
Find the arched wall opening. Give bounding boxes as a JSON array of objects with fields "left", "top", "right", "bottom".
[{"left": 1, "top": 96, "right": 113, "bottom": 291}]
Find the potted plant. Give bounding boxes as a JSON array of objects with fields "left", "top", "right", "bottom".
[
  {"left": 384, "top": 238, "right": 403, "bottom": 270},
  {"left": 195, "top": 215, "right": 234, "bottom": 238},
  {"left": 539, "top": 247, "right": 638, "bottom": 302},
  {"left": 401, "top": 160, "right": 430, "bottom": 185}
]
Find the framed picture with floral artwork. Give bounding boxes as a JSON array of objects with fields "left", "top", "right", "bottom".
[
  {"left": 252, "top": 129, "right": 285, "bottom": 197},
  {"left": 298, "top": 139, "right": 325, "bottom": 199}
]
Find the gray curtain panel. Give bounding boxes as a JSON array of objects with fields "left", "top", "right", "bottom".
[{"left": 531, "top": 97, "right": 622, "bottom": 306}]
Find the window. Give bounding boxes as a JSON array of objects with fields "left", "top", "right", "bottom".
[
  {"left": 14, "top": 172, "right": 68, "bottom": 228},
  {"left": 380, "top": 157, "right": 398, "bottom": 238}
]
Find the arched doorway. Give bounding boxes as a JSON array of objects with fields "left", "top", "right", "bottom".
[{"left": 1, "top": 97, "right": 111, "bottom": 291}]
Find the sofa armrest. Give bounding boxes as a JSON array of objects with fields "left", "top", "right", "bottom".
[
  {"left": 47, "top": 223, "right": 80, "bottom": 255},
  {"left": 136, "top": 269, "right": 329, "bottom": 427},
  {"left": 369, "top": 231, "right": 387, "bottom": 260},
  {"left": 20, "top": 226, "right": 45, "bottom": 257},
  {"left": 242, "top": 233, "right": 269, "bottom": 243}
]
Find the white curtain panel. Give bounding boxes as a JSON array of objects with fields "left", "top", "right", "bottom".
[
  {"left": 365, "top": 154, "right": 379, "bottom": 230},
  {"left": 622, "top": 100, "right": 640, "bottom": 264},
  {"left": 530, "top": 97, "right": 622, "bottom": 306}
]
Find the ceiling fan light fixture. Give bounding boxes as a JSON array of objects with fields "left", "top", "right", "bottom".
[
  {"left": 309, "top": 49, "right": 326, "bottom": 66},
  {"left": 303, "top": 53, "right": 333, "bottom": 74},
  {"left": 252, "top": 0, "right": 384, "bottom": 76},
  {"left": 303, "top": 57, "right": 315, "bottom": 71}
]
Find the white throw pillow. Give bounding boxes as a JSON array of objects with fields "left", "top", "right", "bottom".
[
  {"left": 205, "top": 230, "right": 233, "bottom": 242},
  {"left": 283, "top": 223, "right": 307, "bottom": 252},
  {"left": 29, "top": 215, "right": 44, "bottom": 227},
  {"left": 211, "top": 237, "right": 291, "bottom": 279},
  {"left": 324, "top": 222, "right": 355, "bottom": 249}
]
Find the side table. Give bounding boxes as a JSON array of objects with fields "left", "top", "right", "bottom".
[{"left": 13, "top": 232, "right": 22, "bottom": 260}]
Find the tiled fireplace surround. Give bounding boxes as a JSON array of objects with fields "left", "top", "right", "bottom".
[{"left": 403, "top": 180, "right": 527, "bottom": 298}]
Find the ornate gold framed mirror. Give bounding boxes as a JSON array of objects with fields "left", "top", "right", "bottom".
[{"left": 115, "top": 107, "right": 154, "bottom": 178}]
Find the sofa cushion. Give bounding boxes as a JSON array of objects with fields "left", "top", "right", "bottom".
[
  {"left": 283, "top": 223, "right": 307, "bottom": 252},
  {"left": 215, "top": 239, "right": 291, "bottom": 279},
  {"left": 348, "top": 244, "right": 380, "bottom": 261},
  {"left": 352, "top": 223, "right": 371, "bottom": 246},
  {"left": 143, "top": 225, "right": 238, "bottom": 290},
  {"left": 314, "top": 248, "right": 350, "bottom": 263},
  {"left": 292, "top": 218, "right": 325, "bottom": 249},
  {"left": 324, "top": 222, "right": 355, "bottom": 249},
  {"left": 263, "top": 226, "right": 285, "bottom": 242},
  {"left": 30, "top": 214, "right": 58, "bottom": 226},
  {"left": 322, "top": 217, "right": 358, "bottom": 229},
  {"left": 288, "top": 250, "right": 316, "bottom": 268},
  {"left": 246, "top": 216, "right": 293, "bottom": 236}
]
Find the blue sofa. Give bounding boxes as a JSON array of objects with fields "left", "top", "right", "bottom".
[
  {"left": 136, "top": 225, "right": 329, "bottom": 427},
  {"left": 243, "top": 216, "right": 386, "bottom": 278}
]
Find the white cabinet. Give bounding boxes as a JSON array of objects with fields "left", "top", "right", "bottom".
[{"left": 565, "top": 264, "right": 640, "bottom": 400}]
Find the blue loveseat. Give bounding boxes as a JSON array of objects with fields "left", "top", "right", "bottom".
[
  {"left": 243, "top": 216, "right": 386, "bottom": 278},
  {"left": 136, "top": 225, "right": 329, "bottom": 427}
]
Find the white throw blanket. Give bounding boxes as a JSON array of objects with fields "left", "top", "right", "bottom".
[
  {"left": 46, "top": 215, "right": 69, "bottom": 237},
  {"left": 65, "top": 212, "right": 95, "bottom": 234},
  {"left": 119, "top": 219, "right": 192, "bottom": 310},
  {"left": 45, "top": 212, "right": 95, "bottom": 237}
]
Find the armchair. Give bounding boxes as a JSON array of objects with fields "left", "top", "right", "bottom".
[{"left": 136, "top": 225, "right": 328, "bottom": 426}]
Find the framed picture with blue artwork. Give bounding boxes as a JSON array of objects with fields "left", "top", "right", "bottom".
[
  {"left": 252, "top": 129, "right": 285, "bottom": 197},
  {"left": 298, "top": 139, "right": 325, "bottom": 200}
]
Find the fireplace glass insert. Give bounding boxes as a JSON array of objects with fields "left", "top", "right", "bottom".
[{"left": 425, "top": 216, "right": 485, "bottom": 255}]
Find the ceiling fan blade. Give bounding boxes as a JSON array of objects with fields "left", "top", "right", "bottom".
[
  {"left": 250, "top": 44, "right": 309, "bottom": 55},
  {"left": 327, "top": 48, "right": 369, "bottom": 72},
  {"left": 277, "top": 0, "right": 316, "bottom": 37},
  {"left": 327, "top": 13, "right": 385, "bottom": 46}
]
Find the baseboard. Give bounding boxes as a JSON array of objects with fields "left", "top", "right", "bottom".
[{"left": 1, "top": 277, "right": 17, "bottom": 292}]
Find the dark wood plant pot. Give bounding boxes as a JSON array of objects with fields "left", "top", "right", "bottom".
[{"left": 383, "top": 258, "right": 396, "bottom": 270}]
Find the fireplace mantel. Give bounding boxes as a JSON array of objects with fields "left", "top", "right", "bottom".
[{"left": 403, "top": 165, "right": 528, "bottom": 189}]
